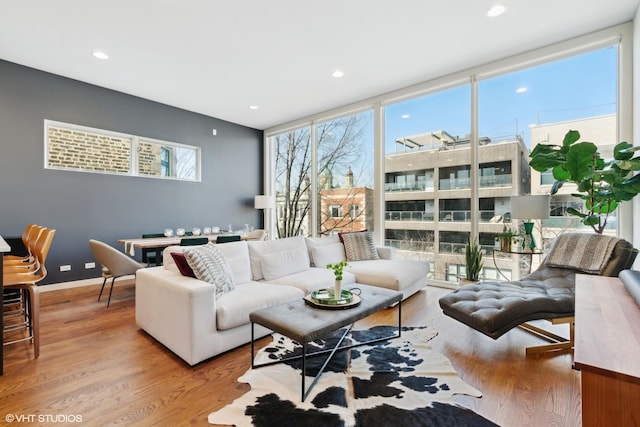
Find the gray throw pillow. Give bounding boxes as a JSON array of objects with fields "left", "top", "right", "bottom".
[{"left": 184, "top": 243, "right": 234, "bottom": 296}]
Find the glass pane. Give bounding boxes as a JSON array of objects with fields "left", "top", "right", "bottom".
[
  {"left": 384, "top": 85, "right": 470, "bottom": 282},
  {"left": 273, "top": 127, "right": 312, "bottom": 237},
  {"left": 138, "top": 140, "right": 198, "bottom": 180},
  {"left": 479, "top": 46, "right": 618, "bottom": 275},
  {"left": 317, "top": 110, "right": 374, "bottom": 236}
]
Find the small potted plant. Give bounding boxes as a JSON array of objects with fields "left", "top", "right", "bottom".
[
  {"left": 326, "top": 261, "right": 349, "bottom": 299},
  {"left": 463, "top": 237, "right": 483, "bottom": 283},
  {"left": 495, "top": 225, "right": 519, "bottom": 252}
]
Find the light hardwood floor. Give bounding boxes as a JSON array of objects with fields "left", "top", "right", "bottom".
[{"left": 0, "top": 281, "right": 581, "bottom": 426}]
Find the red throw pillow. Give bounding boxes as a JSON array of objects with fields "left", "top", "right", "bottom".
[
  {"left": 171, "top": 252, "right": 196, "bottom": 278},
  {"left": 338, "top": 229, "right": 368, "bottom": 243}
]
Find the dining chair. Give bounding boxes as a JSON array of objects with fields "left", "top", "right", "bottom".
[
  {"left": 89, "top": 239, "right": 146, "bottom": 307},
  {"left": 141, "top": 233, "right": 165, "bottom": 266},
  {"left": 180, "top": 237, "right": 209, "bottom": 246},
  {"left": 216, "top": 235, "right": 242, "bottom": 244},
  {"left": 3, "top": 228, "right": 56, "bottom": 358}
]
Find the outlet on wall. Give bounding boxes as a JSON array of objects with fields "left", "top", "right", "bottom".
[
  {"left": 60, "top": 265, "right": 71, "bottom": 272},
  {"left": 85, "top": 262, "right": 96, "bottom": 269}
]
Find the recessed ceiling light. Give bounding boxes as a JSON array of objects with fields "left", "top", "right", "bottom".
[
  {"left": 516, "top": 87, "right": 528, "bottom": 93},
  {"left": 486, "top": 4, "right": 506, "bottom": 17},
  {"left": 332, "top": 70, "right": 344, "bottom": 78},
  {"left": 92, "top": 50, "right": 109, "bottom": 60},
  {"left": 401, "top": 114, "right": 411, "bottom": 119},
  {"left": 249, "top": 105, "right": 259, "bottom": 110}
]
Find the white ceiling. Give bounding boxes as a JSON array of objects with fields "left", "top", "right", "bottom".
[{"left": 1, "top": 1, "right": 638, "bottom": 130}]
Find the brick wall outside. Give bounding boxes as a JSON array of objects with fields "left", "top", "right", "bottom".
[
  {"left": 137, "top": 141, "right": 162, "bottom": 176},
  {"left": 47, "top": 126, "right": 131, "bottom": 173}
]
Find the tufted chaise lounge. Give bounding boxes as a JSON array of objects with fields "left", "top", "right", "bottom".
[{"left": 438, "top": 233, "right": 636, "bottom": 352}]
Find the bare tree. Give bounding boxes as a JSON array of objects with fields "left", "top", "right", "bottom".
[{"left": 274, "top": 114, "right": 371, "bottom": 238}]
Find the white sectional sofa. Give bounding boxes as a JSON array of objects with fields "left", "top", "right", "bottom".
[{"left": 135, "top": 234, "right": 430, "bottom": 365}]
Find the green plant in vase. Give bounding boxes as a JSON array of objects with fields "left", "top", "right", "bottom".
[
  {"left": 326, "top": 261, "right": 349, "bottom": 299},
  {"left": 495, "top": 226, "right": 520, "bottom": 252}
]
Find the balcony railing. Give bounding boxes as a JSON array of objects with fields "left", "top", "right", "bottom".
[
  {"left": 384, "top": 182, "right": 433, "bottom": 192},
  {"left": 385, "top": 211, "right": 434, "bottom": 221},
  {"left": 439, "top": 210, "right": 471, "bottom": 222},
  {"left": 479, "top": 174, "right": 512, "bottom": 187},
  {"left": 385, "top": 209, "right": 496, "bottom": 222},
  {"left": 439, "top": 177, "right": 470, "bottom": 190},
  {"left": 384, "top": 239, "right": 434, "bottom": 252}
]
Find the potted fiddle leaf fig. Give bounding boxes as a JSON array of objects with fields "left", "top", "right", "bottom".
[{"left": 529, "top": 130, "right": 640, "bottom": 234}]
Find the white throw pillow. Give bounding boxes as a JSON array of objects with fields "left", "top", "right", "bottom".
[
  {"left": 311, "top": 243, "right": 346, "bottom": 267},
  {"left": 247, "top": 236, "right": 308, "bottom": 280},
  {"left": 260, "top": 248, "right": 310, "bottom": 281},
  {"left": 305, "top": 235, "right": 341, "bottom": 266},
  {"left": 342, "top": 231, "right": 379, "bottom": 262},
  {"left": 184, "top": 244, "right": 234, "bottom": 296}
]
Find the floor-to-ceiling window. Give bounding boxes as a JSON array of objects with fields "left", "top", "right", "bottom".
[
  {"left": 270, "top": 110, "right": 373, "bottom": 238},
  {"left": 272, "top": 126, "right": 312, "bottom": 238},
  {"left": 265, "top": 25, "right": 630, "bottom": 287},
  {"left": 316, "top": 110, "right": 374, "bottom": 236},
  {"left": 384, "top": 85, "right": 470, "bottom": 281},
  {"left": 478, "top": 45, "right": 618, "bottom": 276}
]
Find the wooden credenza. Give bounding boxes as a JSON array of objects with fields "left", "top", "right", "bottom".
[{"left": 574, "top": 274, "right": 640, "bottom": 427}]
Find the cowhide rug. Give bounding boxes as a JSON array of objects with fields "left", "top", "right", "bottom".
[{"left": 208, "top": 326, "right": 498, "bottom": 426}]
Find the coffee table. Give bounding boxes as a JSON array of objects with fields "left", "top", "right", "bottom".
[{"left": 249, "top": 283, "right": 402, "bottom": 401}]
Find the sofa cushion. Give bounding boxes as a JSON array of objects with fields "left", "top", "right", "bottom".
[
  {"left": 305, "top": 235, "right": 341, "bottom": 266},
  {"left": 216, "top": 282, "right": 304, "bottom": 330},
  {"left": 342, "top": 231, "right": 379, "bottom": 261},
  {"left": 247, "top": 236, "right": 309, "bottom": 281},
  {"left": 348, "top": 259, "right": 428, "bottom": 292},
  {"left": 261, "top": 248, "right": 310, "bottom": 281},
  {"left": 184, "top": 244, "right": 234, "bottom": 296},
  {"left": 214, "top": 240, "right": 252, "bottom": 284},
  {"left": 170, "top": 252, "right": 196, "bottom": 278},
  {"left": 311, "top": 243, "right": 346, "bottom": 267},
  {"left": 264, "top": 267, "right": 356, "bottom": 294}
]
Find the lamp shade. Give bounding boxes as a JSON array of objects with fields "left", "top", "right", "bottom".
[
  {"left": 510, "top": 195, "right": 550, "bottom": 220},
  {"left": 254, "top": 195, "right": 276, "bottom": 209}
]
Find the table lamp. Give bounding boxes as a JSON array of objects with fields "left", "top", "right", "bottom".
[
  {"left": 509, "top": 195, "right": 550, "bottom": 251},
  {"left": 255, "top": 195, "right": 276, "bottom": 231}
]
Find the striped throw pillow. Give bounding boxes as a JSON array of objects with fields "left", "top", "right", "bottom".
[
  {"left": 184, "top": 243, "right": 234, "bottom": 296},
  {"left": 342, "top": 231, "right": 379, "bottom": 262}
]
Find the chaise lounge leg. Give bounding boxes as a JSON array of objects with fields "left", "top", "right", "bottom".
[{"left": 521, "top": 317, "right": 574, "bottom": 356}]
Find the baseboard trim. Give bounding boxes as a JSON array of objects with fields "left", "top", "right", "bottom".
[{"left": 39, "top": 275, "right": 135, "bottom": 293}]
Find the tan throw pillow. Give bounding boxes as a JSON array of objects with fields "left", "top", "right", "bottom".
[
  {"left": 341, "top": 231, "right": 379, "bottom": 262},
  {"left": 184, "top": 243, "right": 234, "bottom": 296}
]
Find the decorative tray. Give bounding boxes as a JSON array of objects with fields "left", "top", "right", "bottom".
[{"left": 304, "top": 289, "right": 361, "bottom": 310}]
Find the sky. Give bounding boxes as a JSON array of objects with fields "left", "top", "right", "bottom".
[{"left": 384, "top": 45, "right": 617, "bottom": 151}]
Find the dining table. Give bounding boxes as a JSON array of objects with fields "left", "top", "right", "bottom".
[{"left": 117, "top": 234, "right": 242, "bottom": 264}]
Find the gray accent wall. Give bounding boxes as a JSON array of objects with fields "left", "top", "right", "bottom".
[{"left": 0, "top": 59, "right": 264, "bottom": 284}]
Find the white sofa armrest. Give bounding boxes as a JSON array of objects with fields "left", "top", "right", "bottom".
[
  {"left": 136, "top": 267, "right": 218, "bottom": 365},
  {"left": 376, "top": 246, "right": 395, "bottom": 260}
]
